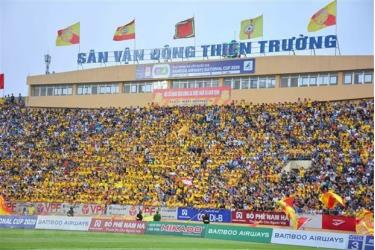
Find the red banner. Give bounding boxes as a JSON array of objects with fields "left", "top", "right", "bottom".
[
  {"left": 322, "top": 214, "right": 356, "bottom": 232},
  {"left": 89, "top": 218, "right": 146, "bottom": 234},
  {"left": 232, "top": 210, "right": 290, "bottom": 226},
  {"left": 153, "top": 87, "right": 231, "bottom": 106}
]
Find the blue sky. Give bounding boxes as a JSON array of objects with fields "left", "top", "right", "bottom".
[{"left": 0, "top": 0, "right": 373, "bottom": 95}]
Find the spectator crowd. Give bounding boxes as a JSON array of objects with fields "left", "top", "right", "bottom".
[{"left": 0, "top": 99, "right": 373, "bottom": 216}]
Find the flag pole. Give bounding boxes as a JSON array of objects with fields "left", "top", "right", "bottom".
[
  {"left": 133, "top": 18, "right": 136, "bottom": 64},
  {"left": 77, "top": 44, "right": 81, "bottom": 70},
  {"left": 193, "top": 14, "right": 196, "bottom": 61},
  {"left": 335, "top": 0, "right": 341, "bottom": 55}
]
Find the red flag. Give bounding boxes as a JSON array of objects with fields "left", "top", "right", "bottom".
[
  {"left": 282, "top": 196, "right": 294, "bottom": 207},
  {"left": 174, "top": 18, "right": 195, "bottom": 39},
  {"left": 0, "top": 74, "right": 4, "bottom": 90}
]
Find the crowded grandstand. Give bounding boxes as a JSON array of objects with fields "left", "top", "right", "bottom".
[{"left": 0, "top": 97, "right": 373, "bottom": 216}]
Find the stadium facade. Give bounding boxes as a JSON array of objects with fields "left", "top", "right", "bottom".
[{"left": 27, "top": 55, "right": 373, "bottom": 108}]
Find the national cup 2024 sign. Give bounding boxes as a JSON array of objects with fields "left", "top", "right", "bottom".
[
  {"left": 136, "top": 59, "right": 254, "bottom": 79},
  {"left": 77, "top": 34, "right": 337, "bottom": 65}
]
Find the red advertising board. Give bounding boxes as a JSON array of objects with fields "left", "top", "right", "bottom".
[
  {"left": 89, "top": 218, "right": 146, "bottom": 234},
  {"left": 232, "top": 210, "right": 290, "bottom": 226},
  {"left": 322, "top": 214, "right": 356, "bottom": 232},
  {"left": 153, "top": 87, "right": 231, "bottom": 106}
]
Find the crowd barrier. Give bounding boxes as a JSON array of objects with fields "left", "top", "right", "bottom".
[
  {"left": 0, "top": 215, "right": 373, "bottom": 249},
  {"left": 9, "top": 201, "right": 358, "bottom": 231}
]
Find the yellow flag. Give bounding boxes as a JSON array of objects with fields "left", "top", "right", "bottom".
[
  {"left": 239, "top": 15, "right": 263, "bottom": 40},
  {"left": 307, "top": 0, "right": 336, "bottom": 32},
  {"left": 56, "top": 22, "right": 80, "bottom": 46}
]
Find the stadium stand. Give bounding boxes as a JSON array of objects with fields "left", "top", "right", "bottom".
[{"left": 0, "top": 98, "right": 373, "bottom": 216}]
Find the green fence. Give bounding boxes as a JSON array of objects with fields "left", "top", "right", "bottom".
[
  {"left": 204, "top": 224, "right": 272, "bottom": 243},
  {"left": 146, "top": 221, "right": 205, "bottom": 237}
]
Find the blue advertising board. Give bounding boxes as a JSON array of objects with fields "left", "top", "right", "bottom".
[
  {"left": 364, "top": 235, "right": 374, "bottom": 250},
  {"left": 0, "top": 216, "right": 37, "bottom": 229},
  {"left": 136, "top": 59, "right": 255, "bottom": 80},
  {"left": 177, "top": 208, "right": 231, "bottom": 223},
  {"left": 348, "top": 235, "right": 364, "bottom": 250},
  {"left": 348, "top": 235, "right": 374, "bottom": 250}
]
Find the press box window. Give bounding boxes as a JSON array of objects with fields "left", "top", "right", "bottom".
[
  {"left": 258, "top": 78, "right": 267, "bottom": 88},
  {"left": 290, "top": 76, "right": 298, "bottom": 87},
  {"left": 344, "top": 73, "right": 352, "bottom": 85},
  {"left": 364, "top": 72, "right": 373, "bottom": 83},
  {"left": 329, "top": 75, "right": 338, "bottom": 85},
  {"left": 280, "top": 77, "right": 289, "bottom": 88},
  {"left": 250, "top": 78, "right": 258, "bottom": 88},
  {"left": 354, "top": 72, "right": 364, "bottom": 84}
]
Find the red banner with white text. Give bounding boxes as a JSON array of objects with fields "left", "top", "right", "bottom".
[
  {"left": 232, "top": 210, "right": 290, "bottom": 226},
  {"left": 89, "top": 218, "right": 146, "bottom": 234},
  {"left": 153, "top": 87, "right": 231, "bottom": 106}
]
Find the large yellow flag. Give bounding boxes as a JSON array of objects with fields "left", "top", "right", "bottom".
[
  {"left": 307, "top": 0, "right": 336, "bottom": 32},
  {"left": 56, "top": 22, "right": 80, "bottom": 46},
  {"left": 0, "top": 195, "right": 11, "bottom": 215},
  {"left": 276, "top": 197, "right": 297, "bottom": 230},
  {"left": 239, "top": 15, "right": 263, "bottom": 40},
  {"left": 319, "top": 190, "right": 345, "bottom": 209},
  {"left": 356, "top": 209, "right": 374, "bottom": 236}
]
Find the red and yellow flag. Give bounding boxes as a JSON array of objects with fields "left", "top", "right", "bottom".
[
  {"left": 113, "top": 20, "right": 135, "bottom": 41},
  {"left": 277, "top": 197, "right": 297, "bottom": 230},
  {"left": 308, "top": 0, "right": 336, "bottom": 32},
  {"left": 356, "top": 209, "right": 374, "bottom": 236},
  {"left": 56, "top": 22, "right": 80, "bottom": 46},
  {"left": 319, "top": 190, "right": 345, "bottom": 209},
  {"left": 0, "top": 195, "right": 11, "bottom": 215}
]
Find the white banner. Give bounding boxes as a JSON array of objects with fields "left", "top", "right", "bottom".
[
  {"left": 297, "top": 213, "right": 322, "bottom": 229},
  {"left": 160, "top": 207, "right": 177, "bottom": 220},
  {"left": 106, "top": 205, "right": 177, "bottom": 220},
  {"left": 271, "top": 229, "right": 349, "bottom": 249},
  {"left": 35, "top": 216, "right": 91, "bottom": 231},
  {"left": 106, "top": 204, "right": 130, "bottom": 216}
]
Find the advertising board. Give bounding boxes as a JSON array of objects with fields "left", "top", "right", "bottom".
[
  {"left": 146, "top": 221, "right": 205, "bottom": 237},
  {"left": 0, "top": 215, "right": 37, "bottom": 229},
  {"left": 89, "top": 218, "right": 146, "bottom": 234},
  {"left": 177, "top": 208, "right": 231, "bottom": 223},
  {"left": 35, "top": 216, "right": 91, "bottom": 231},
  {"left": 205, "top": 224, "right": 272, "bottom": 243},
  {"left": 271, "top": 228, "right": 348, "bottom": 249}
]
